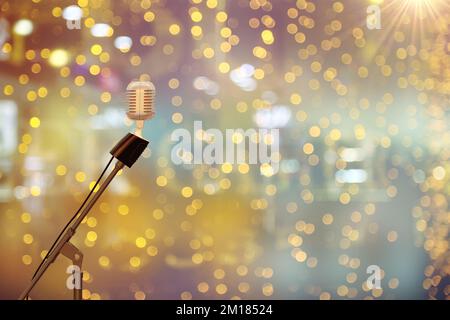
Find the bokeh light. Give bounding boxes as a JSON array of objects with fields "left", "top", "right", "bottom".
[{"left": 0, "top": 0, "right": 449, "bottom": 301}]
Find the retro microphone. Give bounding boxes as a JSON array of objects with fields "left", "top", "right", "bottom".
[
  {"left": 110, "top": 80, "right": 155, "bottom": 168},
  {"left": 19, "top": 80, "right": 155, "bottom": 300},
  {"left": 126, "top": 80, "right": 155, "bottom": 137}
]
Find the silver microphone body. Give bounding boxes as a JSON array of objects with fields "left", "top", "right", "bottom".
[{"left": 126, "top": 80, "right": 155, "bottom": 137}]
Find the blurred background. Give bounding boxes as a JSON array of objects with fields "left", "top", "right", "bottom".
[{"left": 0, "top": 0, "right": 449, "bottom": 300}]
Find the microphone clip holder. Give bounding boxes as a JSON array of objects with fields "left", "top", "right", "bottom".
[{"left": 110, "top": 132, "right": 149, "bottom": 168}]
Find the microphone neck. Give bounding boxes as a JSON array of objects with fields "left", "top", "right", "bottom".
[{"left": 134, "top": 120, "right": 144, "bottom": 138}]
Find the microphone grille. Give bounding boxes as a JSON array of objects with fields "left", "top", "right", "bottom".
[{"left": 126, "top": 80, "right": 155, "bottom": 120}]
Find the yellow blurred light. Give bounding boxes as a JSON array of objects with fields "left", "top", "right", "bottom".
[
  {"left": 181, "top": 291, "right": 192, "bottom": 300},
  {"left": 49, "top": 49, "right": 70, "bottom": 67},
  {"left": 84, "top": 17, "right": 95, "bottom": 28},
  {"left": 136, "top": 237, "right": 147, "bottom": 248},
  {"left": 329, "top": 129, "right": 342, "bottom": 141},
  {"left": 26, "top": 91, "right": 37, "bottom": 102},
  {"left": 144, "top": 11, "right": 155, "bottom": 22},
  {"left": 207, "top": 0, "right": 218, "bottom": 9},
  {"left": 261, "top": 29, "right": 274, "bottom": 45},
  {"left": 153, "top": 209, "right": 164, "bottom": 220},
  {"left": 192, "top": 253, "right": 203, "bottom": 264},
  {"left": 40, "top": 48, "right": 50, "bottom": 59},
  {"left": 218, "top": 62, "right": 230, "bottom": 73},
  {"left": 262, "top": 283, "right": 274, "bottom": 296},
  {"left": 146, "top": 245, "right": 158, "bottom": 256},
  {"left": 75, "top": 171, "right": 86, "bottom": 182},
  {"left": 339, "top": 193, "right": 351, "bottom": 204},
  {"left": 60, "top": 67, "right": 70, "bottom": 78},
  {"left": 60, "top": 87, "right": 71, "bottom": 98},
  {"left": 22, "top": 134, "right": 32, "bottom": 144},
  {"left": 197, "top": 282, "right": 209, "bottom": 293},
  {"left": 13, "top": 19, "right": 33, "bottom": 36},
  {"left": 23, "top": 233, "right": 34, "bottom": 244},
  {"left": 358, "top": 66, "right": 369, "bottom": 78},
  {"left": 206, "top": 0, "right": 217, "bottom": 9},
  {"left": 220, "top": 27, "right": 232, "bottom": 38},
  {"left": 309, "top": 126, "right": 321, "bottom": 137},
  {"left": 25, "top": 49, "right": 35, "bottom": 60},
  {"left": 37, "top": 87, "right": 47, "bottom": 98},
  {"left": 191, "top": 11, "right": 203, "bottom": 22},
  {"left": 89, "top": 65, "right": 101, "bottom": 75},
  {"left": 98, "top": 256, "right": 110, "bottom": 267},
  {"left": 220, "top": 42, "right": 231, "bottom": 53},
  {"left": 98, "top": 53, "right": 109, "bottom": 64},
  {"left": 90, "top": 44, "right": 102, "bottom": 55},
  {"left": 162, "top": 45, "right": 173, "bottom": 56},
  {"left": 203, "top": 47, "right": 214, "bottom": 58},
  {"left": 22, "top": 255, "right": 32, "bottom": 265},
  {"left": 2, "top": 43, "right": 11, "bottom": 54},
  {"left": 129, "top": 256, "right": 141, "bottom": 267},
  {"left": 219, "top": 178, "right": 231, "bottom": 189},
  {"left": 169, "top": 24, "right": 181, "bottom": 35},
  {"left": 30, "top": 186, "right": 40, "bottom": 196},
  {"left": 288, "top": 93, "right": 301, "bottom": 105},
  {"left": 216, "top": 11, "right": 228, "bottom": 23},
  {"left": 303, "top": 143, "right": 314, "bottom": 155},
  {"left": 19, "top": 74, "right": 29, "bottom": 84},
  {"left": 172, "top": 112, "right": 183, "bottom": 124},
  {"left": 78, "top": 0, "right": 88, "bottom": 7},
  {"left": 354, "top": 124, "right": 366, "bottom": 140},
  {"left": 254, "top": 68, "right": 265, "bottom": 80},
  {"left": 224, "top": 28, "right": 238, "bottom": 42},
  {"left": 100, "top": 92, "right": 111, "bottom": 103},
  {"left": 86, "top": 217, "right": 97, "bottom": 228},
  {"left": 88, "top": 181, "right": 100, "bottom": 192},
  {"left": 74, "top": 75, "right": 85, "bottom": 86},
  {"left": 295, "top": 250, "right": 307, "bottom": 262},
  {"left": 253, "top": 46, "right": 267, "bottom": 59},
  {"left": 432, "top": 166, "right": 445, "bottom": 180},
  {"left": 118, "top": 204, "right": 129, "bottom": 215},
  {"left": 191, "top": 25, "right": 203, "bottom": 37},
  {"left": 86, "top": 231, "right": 97, "bottom": 241},
  {"left": 52, "top": 7, "right": 62, "bottom": 17},
  {"left": 380, "top": 136, "right": 391, "bottom": 148},
  {"left": 181, "top": 187, "right": 193, "bottom": 198},
  {"left": 145, "top": 228, "right": 156, "bottom": 239},
  {"left": 260, "top": 163, "right": 274, "bottom": 177},
  {"left": 135, "top": 291, "right": 145, "bottom": 300},
  {"left": 21, "top": 212, "right": 32, "bottom": 223},
  {"left": 387, "top": 231, "right": 398, "bottom": 242},
  {"left": 29, "top": 117, "right": 40, "bottom": 128},
  {"left": 3, "top": 84, "right": 14, "bottom": 95},
  {"left": 156, "top": 176, "right": 168, "bottom": 186},
  {"left": 56, "top": 165, "right": 67, "bottom": 176},
  {"left": 18, "top": 144, "right": 28, "bottom": 154},
  {"left": 221, "top": 163, "right": 232, "bottom": 173},
  {"left": 322, "top": 214, "right": 334, "bottom": 225},
  {"left": 168, "top": 78, "right": 179, "bottom": 89},
  {"left": 296, "top": 110, "right": 308, "bottom": 122}
]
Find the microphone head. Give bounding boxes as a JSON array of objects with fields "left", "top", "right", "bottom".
[{"left": 126, "top": 80, "right": 155, "bottom": 121}]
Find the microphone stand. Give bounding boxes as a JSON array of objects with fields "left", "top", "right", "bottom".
[{"left": 19, "top": 133, "right": 149, "bottom": 300}]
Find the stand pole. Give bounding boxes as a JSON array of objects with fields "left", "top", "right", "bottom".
[
  {"left": 19, "top": 131, "right": 149, "bottom": 300},
  {"left": 19, "top": 161, "right": 125, "bottom": 300}
]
